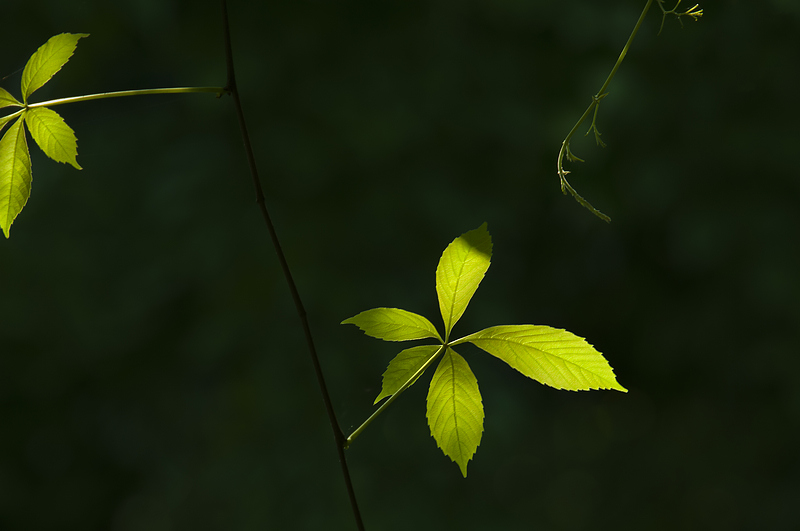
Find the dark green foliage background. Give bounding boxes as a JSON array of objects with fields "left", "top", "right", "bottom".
[{"left": 2, "top": 1, "right": 798, "bottom": 529}]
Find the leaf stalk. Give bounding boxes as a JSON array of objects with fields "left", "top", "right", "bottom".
[
  {"left": 345, "top": 344, "right": 446, "bottom": 448},
  {"left": 25, "top": 86, "right": 227, "bottom": 109}
]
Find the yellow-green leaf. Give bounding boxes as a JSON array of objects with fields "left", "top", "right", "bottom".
[
  {"left": 0, "top": 117, "right": 33, "bottom": 238},
  {"left": 457, "top": 325, "right": 627, "bottom": 392},
  {"left": 342, "top": 308, "right": 442, "bottom": 342},
  {"left": 0, "top": 87, "right": 23, "bottom": 110},
  {"left": 426, "top": 347, "right": 484, "bottom": 477},
  {"left": 374, "top": 345, "right": 442, "bottom": 405},
  {"left": 21, "top": 33, "right": 89, "bottom": 103},
  {"left": 436, "top": 223, "right": 492, "bottom": 340},
  {"left": 24, "top": 107, "right": 82, "bottom": 169}
]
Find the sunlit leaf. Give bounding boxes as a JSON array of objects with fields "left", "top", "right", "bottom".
[
  {"left": 21, "top": 33, "right": 89, "bottom": 103},
  {"left": 427, "top": 347, "right": 483, "bottom": 477},
  {"left": 436, "top": 223, "right": 492, "bottom": 339},
  {"left": 0, "top": 117, "right": 33, "bottom": 238},
  {"left": 374, "top": 345, "right": 442, "bottom": 404},
  {"left": 456, "top": 325, "right": 627, "bottom": 392},
  {"left": 342, "top": 308, "right": 442, "bottom": 342},
  {"left": 0, "top": 87, "right": 23, "bottom": 109},
  {"left": 24, "top": 107, "right": 82, "bottom": 169}
]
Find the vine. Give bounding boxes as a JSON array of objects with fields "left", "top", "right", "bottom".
[
  {"left": 557, "top": 0, "right": 703, "bottom": 222},
  {"left": 0, "top": 1, "right": 706, "bottom": 529}
]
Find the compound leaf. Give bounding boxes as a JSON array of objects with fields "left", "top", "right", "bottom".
[
  {"left": 436, "top": 223, "right": 492, "bottom": 339},
  {"left": 342, "top": 308, "right": 442, "bottom": 342},
  {"left": 24, "top": 107, "right": 82, "bottom": 169},
  {"left": 374, "top": 344, "right": 442, "bottom": 404},
  {"left": 343, "top": 223, "right": 626, "bottom": 474},
  {"left": 0, "top": 87, "right": 23, "bottom": 109},
  {"left": 427, "top": 347, "right": 484, "bottom": 477},
  {"left": 457, "top": 325, "right": 627, "bottom": 392},
  {"left": 0, "top": 117, "right": 32, "bottom": 238},
  {"left": 21, "top": 33, "right": 89, "bottom": 103}
]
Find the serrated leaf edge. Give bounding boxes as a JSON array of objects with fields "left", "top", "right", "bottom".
[
  {"left": 456, "top": 325, "right": 627, "bottom": 392},
  {"left": 0, "top": 118, "right": 33, "bottom": 238},
  {"left": 342, "top": 307, "right": 442, "bottom": 342},
  {"left": 426, "top": 348, "right": 484, "bottom": 477},
  {"left": 21, "top": 33, "right": 89, "bottom": 103},
  {"left": 23, "top": 107, "right": 82, "bottom": 169}
]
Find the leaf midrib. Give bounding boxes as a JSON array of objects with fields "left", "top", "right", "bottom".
[
  {"left": 467, "top": 334, "right": 616, "bottom": 386},
  {"left": 2, "top": 119, "right": 26, "bottom": 227}
]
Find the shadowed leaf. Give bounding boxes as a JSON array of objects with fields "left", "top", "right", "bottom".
[
  {"left": 436, "top": 223, "right": 492, "bottom": 339},
  {"left": 374, "top": 345, "right": 441, "bottom": 404}
]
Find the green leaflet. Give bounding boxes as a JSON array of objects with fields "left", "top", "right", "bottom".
[
  {"left": 342, "top": 308, "right": 442, "bottom": 342},
  {"left": 455, "top": 325, "right": 627, "bottom": 392},
  {"left": 374, "top": 344, "right": 441, "bottom": 404},
  {"left": 0, "top": 87, "right": 23, "bottom": 109},
  {"left": 436, "top": 222, "right": 492, "bottom": 340},
  {"left": 427, "top": 348, "right": 483, "bottom": 478},
  {"left": 21, "top": 33, "right": 89, "bottom": 103},
  {"left": 0, "top": 118, "right": 32, "bottom": 238},
  {"left": 24, "top": 107, "right": 82, "bottom": 169}
]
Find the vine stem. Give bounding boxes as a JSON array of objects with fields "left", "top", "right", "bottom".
[
  {"left": 25, "top": 87, "right": 226, "bottom": 108},
  {"left": 557, "top": 0, "right": 655, "bottom": 222},
  {"left": 219, "top": 2, "right": 365, "bottom": 530}
]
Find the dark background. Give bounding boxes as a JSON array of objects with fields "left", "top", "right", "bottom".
[{"left": 2, "top": 1, "right": 798, "bottom": 530}]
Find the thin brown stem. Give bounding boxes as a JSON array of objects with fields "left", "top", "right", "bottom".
[{"left": 219, "top": 2, "right": 365, "bottom": 530}]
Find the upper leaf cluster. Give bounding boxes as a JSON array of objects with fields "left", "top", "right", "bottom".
[
  {"left": 343, "top": 224, "right": 626, "bottom": 476},
  {"left": 0, "top": 33, "right": 87, "bottom": 238}
]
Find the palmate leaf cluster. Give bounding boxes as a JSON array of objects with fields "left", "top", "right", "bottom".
[
  {"left": 0, "top": 33, "right": 86, "bottom": 238},
  {"left": 343, "top": 224, "right": 626, "bottom": 476}
]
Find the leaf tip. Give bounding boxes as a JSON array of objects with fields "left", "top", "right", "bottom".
[
  {"left": 341, "top": 313, "right": 362, "bottom": 326},
  {"left": 464, "top": 222, "right": 492, "bottom": 254},
  {"left": 372, "top": 393, "right": 388, "bottom": 406},
  {"left": 62, "top": 32, "right": 91, "bottom": 41}
]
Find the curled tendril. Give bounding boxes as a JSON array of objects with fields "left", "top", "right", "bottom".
[
  {"left": 556, "top": 0, "right": 702, "bottom": 223},
  {"left": 658, "top": 0, "right": 704, "bottom": 35}
]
